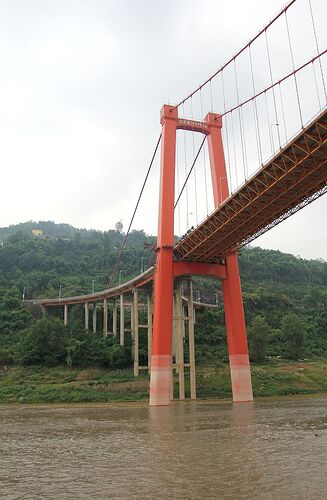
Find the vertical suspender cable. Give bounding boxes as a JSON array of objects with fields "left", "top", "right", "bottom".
[
  {"left": 278, "top": 83, "right": 288, "bottom": 144},
  {"left": 176, "top": 134, "right": 181, "bottom": 235},
  {"left": 234, "top": 59, "right": 248, "bottom": 180},
  {"left": 200, "top": 88, "right": 209, "bottom": 215},
  {"left": 230, "top": 110, "right": 239, "bottom": 189},
  {"left": 285, "top": 10, "right": 304, "bottom": 127},
  {"left": 308, "top": 0, "right": 327, "bottom": 103},
  {"left": 190, "top": 96, "right": 199, "bottom": 225},
  {"left": 265, "top": 29, "right": 281, "bottom": 148},
  {"left": 209, "top": 79, "right": 214, "bottom": 112},
  {"left": 222, "top": 71, "right": 233, "bottom": 192},
  {"left": 249, "top": 45, "right": 263, "bottom": 165},
  {"left": 174, "top": 137, "right": 207, "bottom": 209},
  {"left": 312, "top": 61, "right": 322, "bottom": 109},
  {"left": 183, "top": 105, "right": 189, "bottom": 230},
  {"left": 264, "top": 90, "right": 275, "bottom": 155}
]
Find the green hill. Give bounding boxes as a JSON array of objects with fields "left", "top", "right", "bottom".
[{"left": 0, "top": 221, "right": 326, "bottom": 369}]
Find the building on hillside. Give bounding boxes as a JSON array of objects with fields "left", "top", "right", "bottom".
[{"left": 32, "top": 229, "right": 43, "bottom": 237}]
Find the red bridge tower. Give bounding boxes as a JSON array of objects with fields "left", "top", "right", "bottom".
[{"left": 150, "top": 105, "right": 253, "bottom": 406}]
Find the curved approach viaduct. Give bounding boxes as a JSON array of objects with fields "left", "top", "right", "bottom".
[{"left": 27, "top": 107, "right": 327, "bottom": 405}]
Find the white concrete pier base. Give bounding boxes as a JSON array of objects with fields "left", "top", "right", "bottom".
[
  {"left": 229, "top": 354, "right": 253, "bottom": 402},
  {"left": 149, "top": 354, "right": 172, "bottom": 406}
]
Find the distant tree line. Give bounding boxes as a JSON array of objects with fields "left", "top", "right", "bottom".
[{"left": 0, "top": 222, "right": 326, "bottom": 368}]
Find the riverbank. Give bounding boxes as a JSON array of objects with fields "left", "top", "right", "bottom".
[{"left": 0, "top": 359, "right": 326, "bottom": 404}]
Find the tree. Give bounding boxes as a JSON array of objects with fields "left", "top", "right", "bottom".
[
  {"left": 16, "top": 317, "right": 68, "bottom": 366},
  {"left": 281, "top": 313, "right": 306, "bottom": 360},
  {"left": 248, "top": 316, "right": 269, "bottom": 362}
]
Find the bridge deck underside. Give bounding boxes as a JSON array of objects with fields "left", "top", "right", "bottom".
[{"left": 174, "top": 109, "right": 327, "bottom": 263}]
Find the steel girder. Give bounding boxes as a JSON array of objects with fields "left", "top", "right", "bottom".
[{"left": 174, "top": 108, "right": 327, "bottom": 262}]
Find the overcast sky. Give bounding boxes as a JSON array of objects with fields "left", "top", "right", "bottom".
[{"left": 0, "top": 0, "right": 326, "bottom": 260}]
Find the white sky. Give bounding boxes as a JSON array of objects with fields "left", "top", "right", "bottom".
[{"left": 0, "top": 0, "right": 326, "bottom": 260}]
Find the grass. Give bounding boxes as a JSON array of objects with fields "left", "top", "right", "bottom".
[
  {"left": 0, "top": 366, "right": 149, "bottom": 404},
  {"left": 0, "top": 359, "right": 326, "bottom": 404}
]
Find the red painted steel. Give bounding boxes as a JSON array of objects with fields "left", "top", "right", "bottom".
[
  {"left": 205, "top": 112, "right": 253, "bottom": 402},
  {"left": 173, "top": 261, "right": 226, "bottom": 280},
  {"left": 149, "top": 107, "right": 253, "bottom": 406},
  {"left": 174, "top": 109, "right": 327, "bottom": 262},
  {"left": 150, "top": 105, "right": 178, "bottom": 406}
]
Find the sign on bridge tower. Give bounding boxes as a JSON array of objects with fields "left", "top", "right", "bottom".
[{"left": 149, "top": 104, "right": 253, "bottom": 406}]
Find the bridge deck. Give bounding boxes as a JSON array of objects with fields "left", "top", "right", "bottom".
[
  {"left": 28, "top": 267, "right": 155, "bottom": 307},
  {"left": 29, "top": 109, "right": 327, "bottom": 307},
  {"left": 174, "top": 108, "right": 327, "bottom": 263}
]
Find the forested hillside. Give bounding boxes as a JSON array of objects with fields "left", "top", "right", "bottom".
[{"left": 0, "top": 221, "right": 326, "bottom": 368}]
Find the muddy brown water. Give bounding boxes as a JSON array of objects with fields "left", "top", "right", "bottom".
[{"left": 1, "top": 397, "right": 326, "bottom": 499}]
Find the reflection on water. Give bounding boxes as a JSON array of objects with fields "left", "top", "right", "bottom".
[{"left": 0, "top": 397, "right": 326, "bottom": 499}]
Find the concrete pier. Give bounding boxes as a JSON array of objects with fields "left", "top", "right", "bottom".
[
  {"left": 188, "top": 280, "right": 196, "bottom": 400},
  {"left": 64, "top": 304, "right": 68, "bottom": 326},
  {"left": 120, "top": 294, "right": 124, "bottom": 346},
  {"left": 93, "top": 303, "right": 97, "bottom": 334},
  {"left": 103, "top": 298, "right": 108, "bottom": 336},
  {"left": 113, "top": 300, "right": 117, "bottom": 336},
  {"left": 132, "top": 289, "right": 139, "bottom": 376},
  {"left": 84, "top": 302, "right": 89, "bottom": 331}
]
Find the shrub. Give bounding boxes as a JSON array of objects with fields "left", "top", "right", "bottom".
[
  {"left": 0, "top": 349, "right": 14, "bottom": 366},
  {"left": 16, "top": 317, "right": 68, "bottom": 366}
]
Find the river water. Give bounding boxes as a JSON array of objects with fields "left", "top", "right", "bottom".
[{"left": 0, "top": 397, "right": 326, "bottom": 499}]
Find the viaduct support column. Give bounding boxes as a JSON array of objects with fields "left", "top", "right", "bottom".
[
  {"left": 188, "top": 280, "right": 196, "bottom": 400},
  {"left": 93, "top": 303, "right": 97, "bottom": 334},
  {"left": 150, "top": 105, "right": 178, "bottom": 406},
  {"left": 175, "top": 281, "right": 185, "bottom": 400},
  {"left": 84, "top": 302, "right": 89, "bottom": 332},
  {"left": 113, "top": 300, "right": 117, "bottom": 337},
  {"left": 120, "top": 294, "right": 124, "bottom": 346},
  {"left": 103, "top": 298, "right": 108, "bottom": 337},
  {"left": 205, "top": 112, "right": 253, "bottom": 402},
  {"left": 64, "top": 304, "right": 68, "bottom": 326},
  {"left": 133, "top": 289, "right": 139, "bottom": 376}
]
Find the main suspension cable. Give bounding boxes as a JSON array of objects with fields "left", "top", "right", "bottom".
[
  {"left": 108, "top": 133, "right": 162, "bottom": 287},
  {"left": 174, "top": 136, "right": 207, "bottom": 210},
  {"left": 175, "top": 0, "right": 297, "bottom": 109}
]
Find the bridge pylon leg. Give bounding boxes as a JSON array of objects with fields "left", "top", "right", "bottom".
[
  {"left": 223, "top": 254, "right": 253, "bottom": 402},
  {"left": 150, "top": 105, "right": 178, "bottom": 406},
  {"left": 205, "top": 112, "right": 253, "bottom": 403},
  {"left": 147, "top": 292, "right": 153, "bottom": 370}
]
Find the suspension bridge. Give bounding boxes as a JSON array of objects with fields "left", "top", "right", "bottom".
[{"left": 27, "top": 0, "right": 327, "bottom": 406}]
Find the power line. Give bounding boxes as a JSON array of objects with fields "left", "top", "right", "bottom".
[{"left": 108, "top": 133, "right": 162, "bottom": 288}]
